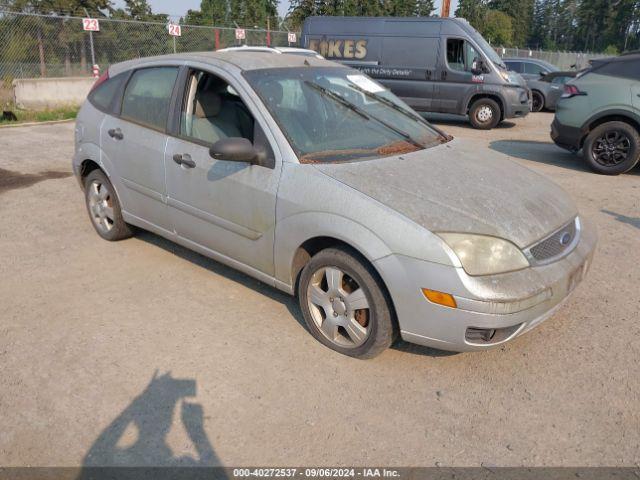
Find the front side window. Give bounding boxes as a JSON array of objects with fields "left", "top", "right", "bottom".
[
  {"left": 505, "top": 61, "right": 521, "bottom": 73},
  {"left": 244, "top": 67, "right": 445, "bottom": 163},
  {"left": 447, "top": 39, "right": 481, "bottom": 72},
  {"left": 180, "top": 70, "right": 254, "bottom": 145},
  {"left": 121, "top": 67, "right": 179, "bottom": 131}
]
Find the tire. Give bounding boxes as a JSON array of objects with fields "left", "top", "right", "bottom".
[
  {"left": 531, "top": 90, "right": 545, "bottom": 112},
  {"left": 469, "top": 98, "right": 501, "bottom": 130},
  {"left": 83, "top": 169, "right": 133, "bottom": 241},
  {"left": 298, "top": 247, "right": 397, "bottom": 359},
  {"left": 583, "top": 121, "right": 640, "bottom": 175}
]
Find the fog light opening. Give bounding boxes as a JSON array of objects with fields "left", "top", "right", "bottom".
[
  {"left": 465, "top": 324, "right": 523, "bottom": 345},
  {"left": 466, "top": 327, "right": 496, "bottom": 343}
]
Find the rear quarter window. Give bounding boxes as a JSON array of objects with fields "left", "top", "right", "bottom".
[{"left": 89, "top": 73, "right": 127, "bottom": 113}]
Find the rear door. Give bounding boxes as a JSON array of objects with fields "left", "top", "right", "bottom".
[
  {"left": 101, "top": 66, "right": 179, "bottom": 233},
  {"left": 521, "top": 61, "right": 549, "bottom": 80},
  {"left": 436, "top": 37, "right": 482, "bottom": 114}
]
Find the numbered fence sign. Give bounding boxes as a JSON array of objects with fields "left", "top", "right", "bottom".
[
  {"left": 82, "top": 18, "right": 100, "bottom": 32},
  {"left": 168, "top": 24, "right": 181, "bottom": 37},
  {"left": 288, "top": 32, "right": 297, "bottom": 43},
  {"left": 235, "top": 28, "right": 246, "bottom": 40}
]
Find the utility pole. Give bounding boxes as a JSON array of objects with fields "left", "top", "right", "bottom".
[{"left": 441, "top": 0, "right": 451, "bottom": 18}]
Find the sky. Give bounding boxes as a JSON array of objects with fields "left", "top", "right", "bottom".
[{"left": 112, "top": 0, "right": 460, "bottom": 23}]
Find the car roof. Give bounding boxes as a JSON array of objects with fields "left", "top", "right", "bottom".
[
  {"left": 109, "top": 50, "right": 337, "bottom": 75},
  {"left": 503, "top": 57, "right": 557, "bottom": 68}
]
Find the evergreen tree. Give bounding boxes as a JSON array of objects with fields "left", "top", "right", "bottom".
[
  {"left": 454, "top": 0, "right": 488, "bottom": 29},
  {"left": 489, "top": 0, "right": 535, "bottom": 46}
]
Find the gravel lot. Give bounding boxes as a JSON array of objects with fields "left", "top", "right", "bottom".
[{"left": 0, "top": 113, "right": 638, "bottom": 467}]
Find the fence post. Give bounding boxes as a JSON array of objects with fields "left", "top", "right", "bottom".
[{"left": 214, "top": 29, "right": 220, "bottom": 50}]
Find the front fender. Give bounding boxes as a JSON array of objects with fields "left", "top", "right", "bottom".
[{"left": 274, "top": 211, "right": 393, "bottom": 291}]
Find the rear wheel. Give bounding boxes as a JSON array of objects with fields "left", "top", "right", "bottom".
[
  {"left": 531, "top": 90, "right": 545, "bottom": 112},
  {"left": 298, "top": 247, "right": 397, "bottom": 359},
  {"left": 583, "top": 121, "right": 640, "bottom": 175},
  {"left": 84, "top": 169, "right": 133, "bottom": 241},
  {"left": 469, "top": 98, "right": 501, "bottom": 130}
]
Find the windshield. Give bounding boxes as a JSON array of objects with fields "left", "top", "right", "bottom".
[
  {"left": 243, "top": 67, "right": 445, "bottom": 163},
  {"left": 467, "top": 29, "right": 505, "bottom": 69}
]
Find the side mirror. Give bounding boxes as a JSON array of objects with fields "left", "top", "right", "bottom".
[
  {"left": 471, "top": 57, "right": 485, "bottom": 75},
  {"left": 210, "top": 137, "right": 258, "bottom": 163}
]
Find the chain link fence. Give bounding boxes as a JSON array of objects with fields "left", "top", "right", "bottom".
[
  {"left": 495, "top": 47, "right": 609, "bottom": 70},
  {"left": 0, "top": 10, "right": 296, "bottom": 83}
]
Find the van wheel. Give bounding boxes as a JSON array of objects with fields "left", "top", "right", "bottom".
[
  {"left": 531, "top": 91, "right": 544, "bottom": 112},
  {"left": 469, "top": 98, "right": 501, "bottom": 129},
  {"left": 583, "top": 121, "right": 640, "bottom": 175},
  {"left": 84, "top": 169, "right": 133, "bottom": 241},
  {"left": 298, "top": 247, "right": 397, "bottom": 359}
]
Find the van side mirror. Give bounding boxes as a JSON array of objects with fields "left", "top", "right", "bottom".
[
  {"left": 471, "top": 57, "right": 485, "bottom": 75},
  {"left": 210, "top": 138, "right": 258, "bottom": 164}
]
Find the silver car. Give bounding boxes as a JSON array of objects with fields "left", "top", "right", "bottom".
[{"left": 73, "top": 52, "right": 597, "bottom": 358}]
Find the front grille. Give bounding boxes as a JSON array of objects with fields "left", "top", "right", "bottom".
[{"left": 527, "top": 218, "right": 579, "bottom": 263}]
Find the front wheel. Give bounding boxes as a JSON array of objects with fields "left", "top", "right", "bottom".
[
  {"left": 583, "top": 121, "right": 640, "bottom": 175},
  {"left": 298, "top": 247, "right": 397, "bottom": 359},
  {"left": 469, "top": 98, "right": 501, "bottom": 130}
]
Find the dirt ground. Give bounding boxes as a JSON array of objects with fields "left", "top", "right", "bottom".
[{"left": 0, "top": 113, "right": 638, "bottom": 467}]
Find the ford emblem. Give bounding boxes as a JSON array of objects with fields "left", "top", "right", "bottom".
[{"left": 559, "top": 232, "right": 572, "bottom": 246}]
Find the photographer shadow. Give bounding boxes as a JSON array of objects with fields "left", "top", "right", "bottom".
[{"left": 77, "top": 371, "right": 226, "bottom": 479}]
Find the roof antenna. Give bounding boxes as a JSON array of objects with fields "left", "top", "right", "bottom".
[{"left": 304, "top": 59, "right": 310, "bottom": 66}]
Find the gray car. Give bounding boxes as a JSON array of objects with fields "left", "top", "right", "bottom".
[
  {"left": 526, "top": 71, "right": 577, "bottom": 111},
  {"left": 73, "top": 52, "right": 597, "bottom": 358}
]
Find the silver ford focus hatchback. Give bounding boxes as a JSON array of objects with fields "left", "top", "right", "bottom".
[{"left": 73, "top": 52, "right": 596, "bottom": 358}]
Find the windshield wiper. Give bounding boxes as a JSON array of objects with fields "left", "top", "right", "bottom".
[
  {"left": 346, "top": 81, "right": 450, "bottom": 141},
  {"left": 304, "top": 80, "right": 424, "bottom": 149}
]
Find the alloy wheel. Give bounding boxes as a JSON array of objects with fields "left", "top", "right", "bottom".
[
  {"left": 306, "top": 266, "right": 371, "bottom": 348},
  {"left": 87, "top": 180, "right": 115, "bottom": 233},
  {"left": 592, "top": 130, "right": 631, "bottom": 167}
]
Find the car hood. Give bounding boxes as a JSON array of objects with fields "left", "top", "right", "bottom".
[{"left": 313, "top": 139, "right": 578, "bottom": 248}]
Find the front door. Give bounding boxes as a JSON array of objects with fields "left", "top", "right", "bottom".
[
  {"left": 436, "top": 37, "right": 482, "bottom": 114},
  {"left": 164, "top": 68, "right": 280, "bottom": 276},
  {"left": 100, "top": 66, "right": 179, "bottom": 233}
]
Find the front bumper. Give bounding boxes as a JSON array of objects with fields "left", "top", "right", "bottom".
[
  {"left": 374, "top": 217, "right": 597, "bottom": 352},
  {"left": 502, "top": 87, "right": 531, "bottom": 119}
]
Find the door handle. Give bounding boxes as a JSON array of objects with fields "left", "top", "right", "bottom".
[
  {"left": 173, "top": 153, "right": 196, "bottom": 169},
  {"left": 441, "top": 70, "right": 447, "bottom": 80},
  {"left": 107, "top": 128, "right": 123, "bottom": 140},
  {"left": 425, "top": 69, "right": 431, "bottom": 79}
]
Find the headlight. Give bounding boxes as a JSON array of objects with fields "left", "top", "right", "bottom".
[
  {"left": 498, "top": 70, "right": 520, "bottom": 85},
  {"left": 437, "top": 233, "right": 530, "bottom": 276}
]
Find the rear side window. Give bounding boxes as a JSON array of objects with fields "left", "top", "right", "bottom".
[
  {"left": 121, "top": 67, "right": 179, "bottom": 131},
  {"left": 594, "top": 60, "right": 640, "bottom": 80},
  {"left": 89, "top": 73, "right": 126, "bottom": 112},
  {"left": 523, "top": 62, "right": 546, "bottom": 75}
]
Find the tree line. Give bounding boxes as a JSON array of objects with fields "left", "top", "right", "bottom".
[
  {"left": 455, "top": 0, "right": 640, "bottom": 53},
  {"left": 286, "top": 0, "right": 436, "bottom": 28}
]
